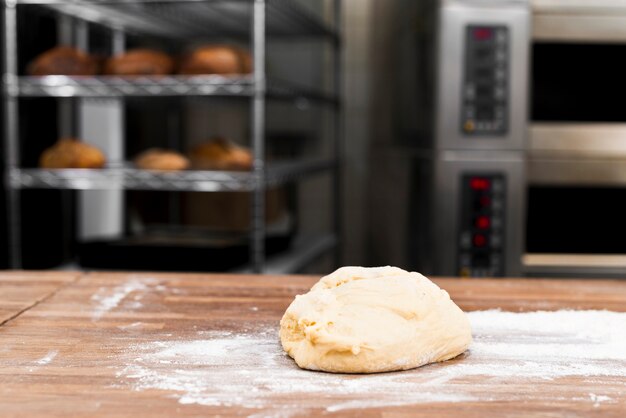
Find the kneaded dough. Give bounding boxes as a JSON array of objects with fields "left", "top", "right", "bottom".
[{"left": 279, "top": 266, "right": 472, "bottom": 373}]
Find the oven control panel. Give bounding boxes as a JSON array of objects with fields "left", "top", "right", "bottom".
[
  {"left": 458, "top": 174, "right": 505, "bottom": 277},
  {"left": 461, "top": 25, "right": 509, "bottom": 136}
]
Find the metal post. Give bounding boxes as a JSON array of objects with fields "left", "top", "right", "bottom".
[
  {"left": 112, "top": 28, "right": 125, "bottom": 55},
  {"left": 3, "top": 0, "right": 21, "bottom": 268},
  {"left": 75, "top": 19, "right": 88, "bottom": 51},
  {"left": 250, "top": 0, "right": 266, "bottom": 273},
  {"left": 57, "top": 16, "right": 74, "bottom": 137},
  {"left": 78, "top": 28, "right": 125, "bottom": 242},
  {"left": 332, "top": 0, "right": 343, "bottom": 268}
]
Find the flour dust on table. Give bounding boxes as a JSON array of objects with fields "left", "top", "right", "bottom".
[
  {"left": 90, "top": 277, "right": 168, "bottom": 321},
  {"left": 115, "top": 309, "right": 626, "bottom": 415}
]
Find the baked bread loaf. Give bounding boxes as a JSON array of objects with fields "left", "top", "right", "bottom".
[
  {"left": 179, "top": 45, "right": 252, "bottom": 75},
  {"left": 189, "top": 137, "right": 253, "bottom": 171},
  {"left": 104, "top": 49, "right": 175, "bottom": 76},
  {"left": 40, "top": 138, "right": 106, "bottom": 169},
  {"left": 134, "top": 148, "right": 189, "bottom": 171},
  {"left": 28, "top": 46, "right": 99, "bottom": 76}
]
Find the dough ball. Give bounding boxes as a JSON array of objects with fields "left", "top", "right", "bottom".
[
  {"left": 134, "top": 148, "right": 189, "bottom": 171},
  {"left": 279, "top": 266, "right": 472, "bottom": 373},
  {"left": 40, "top": 138, "right": 106, "bottom": 169}
]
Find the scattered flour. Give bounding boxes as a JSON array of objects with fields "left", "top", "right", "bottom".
[
  {"left": 90, "top": 278, "right": 166, "bottom": 320},
  {"left": 28, "top": 350, "right": 59, "bottom": 372},
  {"left": 589, "top": 393, "right": 613, "bottom": 408},
  {"left": 118, "top": 322, "right": 145, "bottom": 330},
  {"left": 116, "top": 310, "right": 626, "bottom": 415},
  {"left": 35, "top": 350, "right": 58, "bottom": 366}
]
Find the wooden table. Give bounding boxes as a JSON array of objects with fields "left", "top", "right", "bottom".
[{"left": 0, "top": 271, "right": 625, "bottom": 417}]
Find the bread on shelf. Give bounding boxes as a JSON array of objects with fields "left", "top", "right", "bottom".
[
  {"left": 27, "top": 46, "right": 99, "bottom": 76},
  {"left": 39, "top": 138, "right": 106, "bottom": 169},
  {"left": 104, "top": 49, "right": 175, "bottom": 76},
  {"left": 189, "top": 137, "right": 253, "bottom": 171},
  {"left": 179, "top": 45, "right": 252, "bottom": 75},
  {"left": 134, "top": 148, "right": 190, "bottom": 171}
]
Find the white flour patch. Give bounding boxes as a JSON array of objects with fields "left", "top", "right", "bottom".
[
  {"left": 589, "top": 393, "right": 613, "bottom": 408},
  {"left": 91, "top": 278, "right": 166, "bottom": 320},
  {"left": 116, "top": 310, "right": 626, "bottom": 414},
  {"left": 35, "top": 350, "right": 58, "bottom": 365},
  {"left": 118, "top": 322, "right": 145, "bottom": 330}
]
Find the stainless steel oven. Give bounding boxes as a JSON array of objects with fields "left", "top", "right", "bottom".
[
  {"left": 372, "top": 0, "right": 626, "bottom": 278},
  {"left": 401, "top": 0, "right": 530, "bottom": 277},
  {"left": 525, "top": 0, "right": 626, "bottom": 277}
]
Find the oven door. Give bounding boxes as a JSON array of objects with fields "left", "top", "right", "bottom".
[
  {"left": 524, "top": 181, "right": 626, "bottom": 277},
  {"left": 526, "top": 1, "right": 626, "bottom": 276}
]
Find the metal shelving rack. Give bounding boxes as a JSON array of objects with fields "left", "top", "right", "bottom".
[{"left": 2, "top": 0, "right": 342, "bottom": 273}]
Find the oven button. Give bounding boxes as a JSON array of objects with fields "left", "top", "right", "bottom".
[
  {"left": 460, "top": 231, "right": 472, "bottom": 249},
  {"left": 473, "top": 233, "right": 487, "bottom": 247},
  {"left": 492, "top": 179, "right": 504, "bottom": 194},
  {"left": 496, "top": 30, "right": 506, "bottom": 44},
  {"left": 476, "top": 215, "right": 490, "bottom": 229},
  {"left": 491, "top": 234, "right": 502, "bottom": 248},
  {"left": 492, "top": 198, "right": 503, "bottom": 212},
  {"left": 464, "top": 120, "right": 475, "bottom": 133},
  {"left": 491, "top": 216, "right": 502, "bottom": 229}
]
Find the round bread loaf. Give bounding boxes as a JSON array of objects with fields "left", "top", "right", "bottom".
[
  {"left": 104, "top": 49, "right": 175, "bottom": 76},
  {"left": 28, "top": 46, "right": 99, "bottom": 76},
  {"left": 179, "top": 45, "right": 251, "bottom": 75},
  {"left": 39, "top": 138, "right": 106, "bottom": 169},
  {"left": 189, "top": 137, "right": 253, "bottom": 171},
  {"left": 134, "top": 148, "right": 189, "bottom": 171}
]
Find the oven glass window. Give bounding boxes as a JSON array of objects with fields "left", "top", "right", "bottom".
[
  {"left": 526, "top": 186, "right": 626, "bottom": 253},
  {"left": 532, "top": 43, "right": 626, "bottom": 122}
]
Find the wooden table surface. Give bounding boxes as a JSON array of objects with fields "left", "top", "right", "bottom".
[{"left": 0, "top": 271, "right": 625, "bottom": 417}]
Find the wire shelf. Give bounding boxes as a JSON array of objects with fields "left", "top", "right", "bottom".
[
  {"left": 4, "top": 0, "right": 343, "bottom": 272},
  {"left": 15, "top": 76, "right": 339, "bottom": 105},
  {"left": 18, "top": 75, "right": 254, "bottom": 97},
  {"left": 10, "top": 159, "right": 337, "bottom": 192},
  {"left": 16, "top": 0, "right": 339, "bottom": 42}
]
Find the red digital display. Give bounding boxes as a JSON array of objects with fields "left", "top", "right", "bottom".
[
  {"left": 473, "top": 234, "right": 487, "bottom": 247},
  {"left": 470, "top": 177, "right": 491, "bottom": 190},
  {"left": 476, "top": 216, "right": 490, "bottom": 229},
  {"left": 473, "top": 28, "right": 493, "bottom": 41}
]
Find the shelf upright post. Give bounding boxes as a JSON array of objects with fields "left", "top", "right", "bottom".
[
  {"left": 57, "top": 15, "right": 75, "bottom": 138},
  {"left": 250, "top": 0, "right": 267, "bottom": 273},
  {"left": 332, "top": 0, "right": 343, "bottom": 267},
  {"left": 3, "top": 0, "right": 21, "bottom": 268}
]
